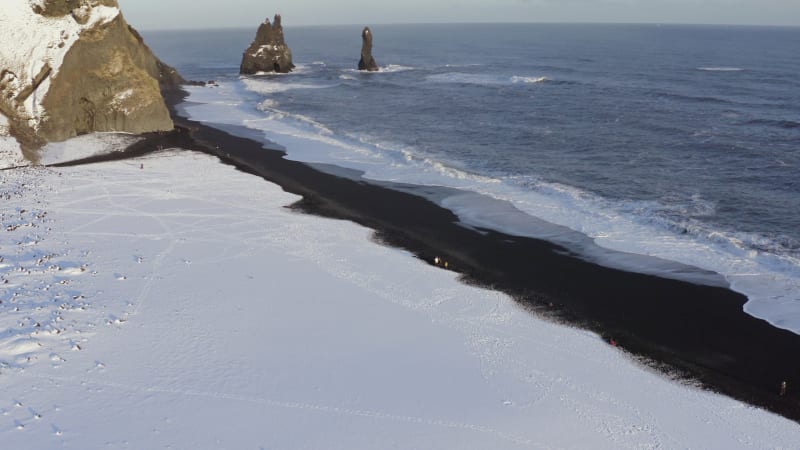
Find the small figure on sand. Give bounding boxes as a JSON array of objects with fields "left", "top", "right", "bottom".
[{"left": 780, "top": 380, "right": 787, "bottom": 396}]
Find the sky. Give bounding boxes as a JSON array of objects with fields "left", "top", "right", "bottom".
[{"left": 120, "top": 0, "right": 800, "bottom": 30}]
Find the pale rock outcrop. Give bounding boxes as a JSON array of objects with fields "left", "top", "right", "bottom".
[
  {"left": 358, "top": 27, "right": 379, "bottom": 72},
  {"left": 240, "top": 14, "right": 295, "bottom": 74},
  {"left": 0, "top": 0, "right": 180, "bottom": 149}
]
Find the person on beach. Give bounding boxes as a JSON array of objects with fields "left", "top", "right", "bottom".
[{"left": 780, "top": 381, "right": 787, "bottom": 396}]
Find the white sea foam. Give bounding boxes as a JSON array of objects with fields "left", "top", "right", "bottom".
[
  {"left": 428, "top": 73, "right": 551, "bottom": 86},
  {"left": 510, "top": 76, "right": 551, "bottom": 84},
  {"left": 697, "top": 67, "right": 744, "bottom": 72},
  {"left": 427, "top": 73, "right": 502, "bottom": 85},
  {"left": 241, "top": 77, "right": 335, "bottom": 95},
  {"left": 380, "top": 64, "right": 416, "bottom": 73},
  {"left": 257, "top": 100, "right": 334, "bottom": 136},
  {"left": 340, "top": 64, "right": 415, "bottom": 75},
  {"left": 183, "top": 80, "right": 800, "bottom": 335}
]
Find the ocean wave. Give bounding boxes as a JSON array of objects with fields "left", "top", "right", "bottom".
[
  {"left": 242, "top": 78, "right": 336, "bottom": 94},
  {"left": 256, "top": 100, "right": 334, "bottom": 136},
  {"left": 742, "top": 118, "right": 800, "bottom": 130},
  {"left": 427, "top": 73, "right": 552, "bottom": 87},
  {"left": 381, "top": 64, "right": 416, "bottom": 73},
  {"left": 652, "top": 90, "right": 733, "bottom": 105},
  {"left": 510, "top": 76, "right": 551, "bottom": 84},
  {"left": 245, "top": 64, "right": 312, "bottom": 76},
  {"left": 697, "top": 67, "right": 744, "bottom": 72},
  {"left": 259, "top": 98, "right": 280, "bottom": 109},
  {"left": 340, "top": 64, "right": 416, "bottom": 75},
  {"left": 350, "top": 133, "right": 500, "bottom": 185}
]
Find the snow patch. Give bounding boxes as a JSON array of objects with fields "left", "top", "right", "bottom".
[
  {"left": 38, "top": 132, "right": 142, "bottom": 165},
  {"left": 0, "top": 136, "right": 26, "bottom": 169},
  {"left": 0, "top": 111, "right": 9, "bottom": 134},
  {"left": 108, "top": 88, "right": 135, "bottom": 114}
]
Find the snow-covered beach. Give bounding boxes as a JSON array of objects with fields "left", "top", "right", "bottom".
[{"left": 2, "top": 145, "right": 799, "bottom": 448}]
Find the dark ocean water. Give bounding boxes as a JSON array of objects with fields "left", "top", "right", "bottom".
[{"left": 143, "top": 24, "right": 800, "bottom": 331}]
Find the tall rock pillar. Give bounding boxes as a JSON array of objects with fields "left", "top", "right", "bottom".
[{"left": 358, "top": 27, "right": 380, "bottom": 72}]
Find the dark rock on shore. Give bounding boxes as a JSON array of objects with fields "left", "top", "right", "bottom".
[
  {"left": 358, "top": 27, "right": 379, "bottom": 72},
  {"left": 240, "top": 14, "right": 295, "bottom": 74}
]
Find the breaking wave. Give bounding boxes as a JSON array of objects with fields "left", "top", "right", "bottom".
[
  {"left": 427, "top": 73, "right": 552, "bottom": 86},
  {"left": 697, "top": 67, "right": 744, "bottom": 72},
  {"left": 182, "top": 74, "right": 800, "bottom": 335},
  {"left": 241, "top": 78, "right": 336, "bottom": 95}
]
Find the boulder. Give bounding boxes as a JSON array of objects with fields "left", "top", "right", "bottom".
[
  {"left": 0, "top": 0, "right": 180, "bottom": 149},
  {"left": 358, "top": 27, "right": 379, "bottom": 72},
  {"left": 240, "top": 14, "right": 295, "bottom": 74}
]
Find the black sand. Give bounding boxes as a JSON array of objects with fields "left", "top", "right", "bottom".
[{"left": 59, "top": 87, "right": 800, "bottom": 423}]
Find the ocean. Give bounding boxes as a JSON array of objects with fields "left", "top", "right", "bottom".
[{"left": 143, "top": 23, "right": 800, "bottom": 333}]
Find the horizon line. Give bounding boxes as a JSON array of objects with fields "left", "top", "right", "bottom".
[{"left": 133, "top": 20, "right": 800, "bottom": 33}]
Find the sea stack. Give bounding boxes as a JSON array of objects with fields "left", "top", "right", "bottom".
[
  {"left": 0, "top": 0, "right": 181, "bottom": 149},
  {"left": 358, "top": 27, "right": 380, "bottom": 72},
  {"left": 240, "top": 14, "right": 295, "bottom": 75}
]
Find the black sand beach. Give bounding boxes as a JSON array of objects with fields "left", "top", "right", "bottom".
[{"left": 59, "top": 86, "right": 800, "bottom": 423}]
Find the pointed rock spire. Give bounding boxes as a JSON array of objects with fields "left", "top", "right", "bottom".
[
  {"left": 358, "top": 27, "right": 379, "bottom": 72},
  {"left": 240, "top": 14, "right": 295, "bottom": 74}
]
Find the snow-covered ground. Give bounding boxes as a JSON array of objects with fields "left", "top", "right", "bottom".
[
  {"left": 1, "top": 148, "right": 798, "bottom": 448},
  {"left": 0, "top": 131, "right": 142, "bottom": 170},
  {"left": 0, "top": 137, "right": 26, "bottom": 170}
]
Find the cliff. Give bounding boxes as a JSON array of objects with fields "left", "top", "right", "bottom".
[
  {"left": 240, "top": 14, "right": 295, "bottom": 74},
  {"left": 0, "top": 0, "right": 180, "bottom": 149}
]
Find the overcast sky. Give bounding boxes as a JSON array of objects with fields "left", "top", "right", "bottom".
[{"left": 121, "top": 0, "right": 800, "bottom": 30}]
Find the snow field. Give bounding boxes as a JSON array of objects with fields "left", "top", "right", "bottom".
[{"left": 0, "top": 150, "right": 798, "bottom": 448}]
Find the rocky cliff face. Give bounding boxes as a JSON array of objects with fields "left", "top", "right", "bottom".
[
  {"left": 240, "top": 14, "right": 295, "bottom": 74},
  {"left": 0, "top": 0, "right": 180, "bottom": 149},
  {"left": 358, "top": 27, "right": 379, "bottom": 72}
]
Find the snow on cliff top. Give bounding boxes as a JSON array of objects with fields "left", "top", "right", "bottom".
[{"left": 0, "top": 0, "right": 119, "bottom": 130}]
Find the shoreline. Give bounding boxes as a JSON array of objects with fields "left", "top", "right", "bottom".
[{"left": 59, "top": 86, "right": 800, "bottom": 423}]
